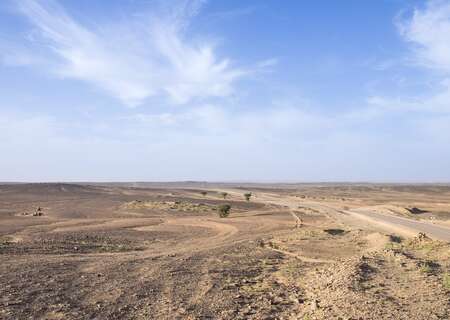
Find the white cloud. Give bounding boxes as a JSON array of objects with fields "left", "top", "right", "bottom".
[
  {"left": 0, "top": 113, "right": 56, "bottom": 141},
  {"left": 398, "top": 0, "right": 450, "bottom": 72},
  {"left": 3, "top": 103, "right": 449, "bottom": 182},
  {"left": 371, "top": 78, "right": 450, "bottom": 113},
  {"left": 256, "top": 58, "right": 278, "bottom": 69},
  {"left": 3, "top": 0, "right": 450, "bottom": 181},
  {"left": 365, "top": 1, "right": 450, "bottom": 116},
  {"left": 10, "top": 0, "right": 251, "bottom": 106},
  {"left": 127, "top": 104, "right": 329, "bottom": 138}
]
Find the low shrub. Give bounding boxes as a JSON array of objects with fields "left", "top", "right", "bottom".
[{"left": 217, "top": 204, "right": 231, "bottom": 218}]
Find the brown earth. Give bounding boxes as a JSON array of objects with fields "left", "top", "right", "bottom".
[{"left": 0, "top": 183, "right": 449, "bottom": 319}]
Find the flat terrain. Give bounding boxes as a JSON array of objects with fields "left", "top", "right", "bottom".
[{"left": 0, "top": 183, "right": 449, "bottom": 319}]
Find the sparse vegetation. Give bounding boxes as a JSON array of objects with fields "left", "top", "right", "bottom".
[
  {"left": 420, "top": 263, "right": 432, "bottom": 274},
  {"left": 124, "top": 200, "right": 213, "bottom": 212},
  {"left": 324, "top": 228, "right": 346, "bottom": 236},
  {"left": 0, "top": 236, "right": 10, "bottom": 247},
  {"left": 443, "top": 273, "right": 450, "bottom": 290},
  {"left": 385, "top": 241, "right": 402, "bottom": 250},
  {"left": 244, "top": 192, "right": 252, "bottom": 201},
  {"left": 389, "top": 234, "right": 402, "bottom": 243},
  {"left": 419, "top": 260, "right": 438, "bottom": 274},
  {"left": 217, "top": 204, "right": 231, "bottom": 218},
  {"left": 2, "top": 183, "right": 450, "bottom": 319}
]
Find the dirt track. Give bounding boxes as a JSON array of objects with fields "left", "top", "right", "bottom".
[{"left": 0, "top": 183, "right": 449, "bottom": 319}]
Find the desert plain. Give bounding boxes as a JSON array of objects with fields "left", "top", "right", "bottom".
[{"left": 0, "top": 182, "right": 449, "bottom": 319}]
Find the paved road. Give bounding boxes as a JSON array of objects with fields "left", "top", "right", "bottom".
[
  {"left": 218, "top": 190, "right": 450, "bottom": 242},
  {"left": 288, "top": 199, "right": 450, "bottom": 242},
  {"left": 348, "top": 209, "right": 450, "bottom": 242}
]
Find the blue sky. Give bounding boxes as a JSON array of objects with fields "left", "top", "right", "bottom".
[{"left": 1, "top": 0, "right": 450, "bottom": 182}]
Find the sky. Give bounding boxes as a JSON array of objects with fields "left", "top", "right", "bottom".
[{"left": 1, "top": 0, "right": 450, "bottom": 182}]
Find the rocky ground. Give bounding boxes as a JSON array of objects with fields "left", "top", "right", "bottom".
[{"left": 0, "top": 183, "right": 449, "bottom": 319}]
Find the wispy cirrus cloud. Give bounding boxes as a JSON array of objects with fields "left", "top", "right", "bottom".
[
  {"left": 398, "top": 0, "right": 450, "bottom": 72},
  {"left": 8, "top": 0, "right": 256, "bottom": 106},
  {"left": 365, "top": 1, "right": 450, "bottom": 115}
]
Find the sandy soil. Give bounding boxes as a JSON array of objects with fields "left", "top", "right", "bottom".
[{"left": 0, "top": 183, "right": 449, "bottom": 319}]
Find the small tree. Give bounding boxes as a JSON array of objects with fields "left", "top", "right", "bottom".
[
  {"left": 244, "top": 192, "right": 252, "bottom": 201},
  {"left": 200, "top": 191, "right": 207, "bottom": 197},
  {"left": 217, "top": 204, "right": 231, "bottom": 218},
  {"left": 221, "top": 192, "right": 228, "bottom": 199}
]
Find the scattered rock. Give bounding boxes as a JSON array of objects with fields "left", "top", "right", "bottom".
[{"left": 311, "top": 299, "right": 319, "bottom": 310}]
